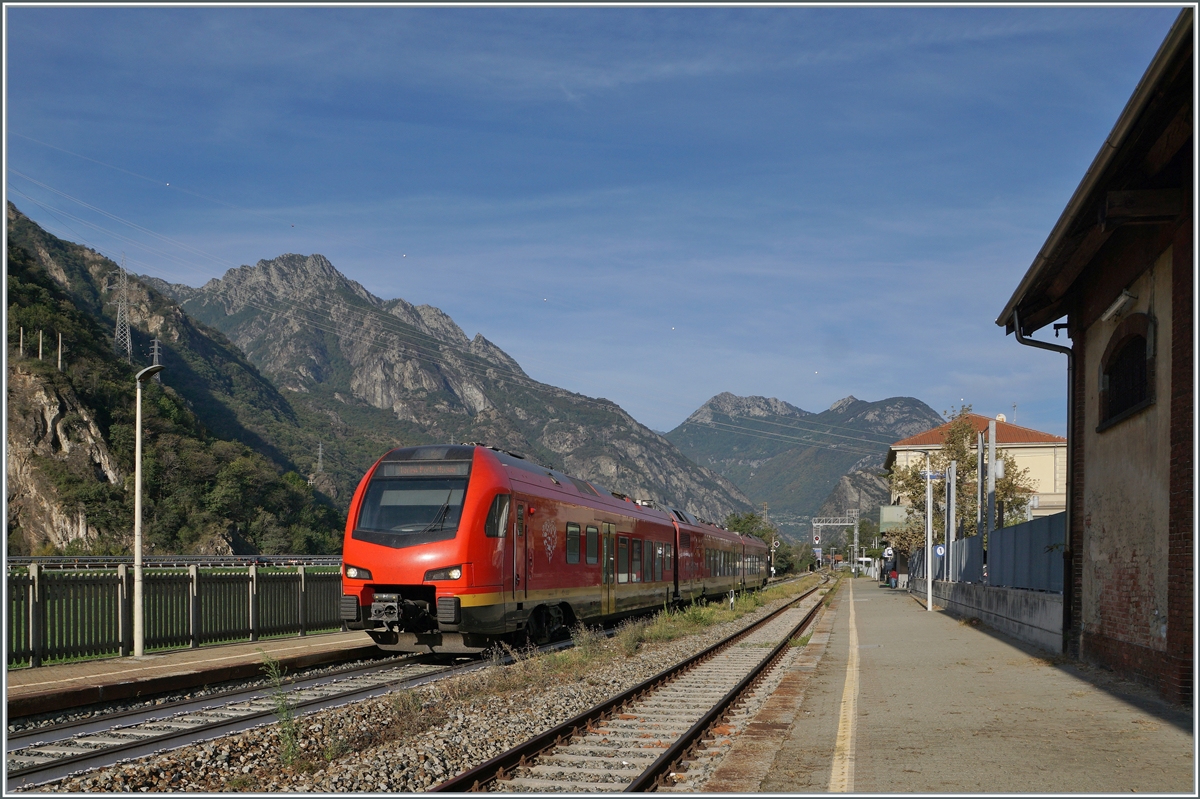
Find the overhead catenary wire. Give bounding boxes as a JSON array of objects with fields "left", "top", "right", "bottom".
[
  {"left": 9, "top": 169, "right": 917, "bottom": 460},
  {"left": 11, "top": 132, "right": 411, "bottom": 261},
  {"left": 679, "top": 419, "right": 884, "bottom": 459}
]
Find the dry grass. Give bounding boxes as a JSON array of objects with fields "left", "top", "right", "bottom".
[{"left": 388, "top": 575, "right": 829, "bottom": 714}]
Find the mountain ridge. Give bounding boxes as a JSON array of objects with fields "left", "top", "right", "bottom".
[
  {"left": 149, "top": 252, "right": 753, "bottom": 521},
  {"left": 667, "top": 392, "right": 944, "bottom": 540}
]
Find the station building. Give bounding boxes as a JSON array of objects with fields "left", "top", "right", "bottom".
[
  {"left": 996, "top": 9, "right": 1192, "bottom": 704},
  {"left": 884, "top": 413, "right": 1068, "bottom": 520}
]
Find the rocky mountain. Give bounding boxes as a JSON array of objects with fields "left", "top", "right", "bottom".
[
  {"left": 6, "top": 205, "right": 340, "bottom": 556},
  {"left": 148, "top": 253, "right": 752, "bottom": 522},
  {"left": 667, "top": 393, "right": 944, "bottom": 540}
]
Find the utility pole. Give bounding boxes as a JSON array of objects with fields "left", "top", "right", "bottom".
[
  {"left": 38, "top": 330, "right": 43, "bottom": 361},
  {"left": 987, "top": 419, "right": 997, "bottom": 545},
  {"left": 58, "top": 332, "right": 62, "bottom": 372},
  {"left": 976, "top": 431, "right": 984, "bottom": 536},
  {"left": 947, "top": 460, "right": 957, "bottom": 582},
  {"left": 925, "top": 458, "right": 934, "bottom": 610},
  {"left": 852, "top": 490, "right": 860, "bottom": 578},
  {"left": 19, "top": 327, "right": 23, "bottom": 358}
]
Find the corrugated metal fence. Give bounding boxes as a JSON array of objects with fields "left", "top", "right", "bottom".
[
  {"left": 907, "top": 512, "right": 1065, "bottom": 594},
  {"left": 988, "top": 513, "right": 1065, "bottom": 593},
  {"left": 7, "top": 562, "right": 344, "bottom": 668}
]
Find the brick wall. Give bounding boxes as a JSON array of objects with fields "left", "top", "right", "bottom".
[
  {"left": 1066, "top": 326, "right": 1085, "bottom": 659},
  {"left": 1071, "top": 217, "right": 1192, "bottom": 705},
  {"left": 1165, "top": 216, "right": 1193, "bottom": 704}
]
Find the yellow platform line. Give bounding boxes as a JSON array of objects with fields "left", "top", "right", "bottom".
[{"left": 828, "top": 579, "right": 859, "bottom": 792}]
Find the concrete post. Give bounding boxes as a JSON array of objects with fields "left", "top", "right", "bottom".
[
  {"left": 947, "top": 461, "right": 957, "bottom": 583},
  {"left": 29, "top": 564, "right": 42, "bottom": 668},
  {"left": 189, "top": 564, "right": 200, "bottom": 648},
  {"left": 117, "top": 563, "right": 130, "bottom": 657},
  {"left": 249, "top": 563, "right": 259, "bottom": 642},
  {"left": 977, "top": 432, "right": 984, "bottom": 536},
  {"left": 987, "top": 420, "right": 997, "bottom": 541},
  {"left": 925, "top": 461, "right": 933, "bottom": 611},
  {"left": 298, "top": 565, "right": 307, "bottom": 637}
]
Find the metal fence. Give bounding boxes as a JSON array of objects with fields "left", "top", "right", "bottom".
[
  {"left": 988, "top": 512, "right": 1065, "bottom": 593},
  {"left": 947, "top": 533, "right": 985, "bottom": 584},
  {"left": 7, "top": 562, "right": 344, "bottom": 668},
  {"left": 907, "top": 512, "right": 1065, "bottom": 594}
]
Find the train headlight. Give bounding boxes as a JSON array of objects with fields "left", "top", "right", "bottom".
[
  {"left": 424, "top": 565, "right": 463, "bottom": 581},
  {"left": 344, "top": 564, "right": 373, "bottom": 580}
]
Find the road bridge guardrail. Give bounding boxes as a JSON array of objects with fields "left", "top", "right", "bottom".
[{"left": 7, "top": 559, "right": 344, "bottom": 668}]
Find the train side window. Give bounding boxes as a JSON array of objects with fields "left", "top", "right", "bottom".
[
  {"left": 665, "top": 544, "right": 673, "bottom": 574},
  {"left": 655, "top": 544, "right": 663, "bottom": 582},
  {"left": 585, "top": 526, "right": 599, "bottom": 565},
  {"left": 632, "top": 539, "right": 642, "bottom": 582},
  {"left": 484, "top": 494, "right": 510, "bottom": 538},
  {"left": 618, "top": 537, "right": 629, "bottom": 583},
  {"left": 566, "top": 523, "right": 580, "bottom": 564}
]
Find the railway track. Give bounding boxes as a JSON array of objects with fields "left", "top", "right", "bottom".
[
  {"left": 5, "top": 652, "right": 466, "bottom": 788},
  {"left": 433, "top": 577, "right": 832, "bottom": 792}
]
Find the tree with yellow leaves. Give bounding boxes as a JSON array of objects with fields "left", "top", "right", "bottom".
[{"left": 886, "top": 405, "right": 1035, "bottom": 557}]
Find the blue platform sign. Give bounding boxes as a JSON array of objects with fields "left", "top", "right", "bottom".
[{"left": 935, "top": 544, "right": 946, "bottom": 557}]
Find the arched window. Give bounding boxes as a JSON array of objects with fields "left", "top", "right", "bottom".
[{"left": 1098, "top": 312, "right": 1155, "bottom": 430}]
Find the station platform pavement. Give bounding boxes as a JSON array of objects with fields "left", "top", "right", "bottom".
[
  {"left": 5, "top": 630, "right": 377, "bottom": 719},
  {"left": 705, "top": 575, "right": 1195, "bottom": 794}
]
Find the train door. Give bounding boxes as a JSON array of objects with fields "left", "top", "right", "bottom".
[
  {"left": 600, "top": 522, "right": 616, "bottom": 615},
  {"left": 513, "top": 500, "right": 527, "bottom": 602}
]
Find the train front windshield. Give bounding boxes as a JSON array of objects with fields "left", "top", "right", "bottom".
[{"left": 354, "top": 461, "right": 470, "bottom": 544}]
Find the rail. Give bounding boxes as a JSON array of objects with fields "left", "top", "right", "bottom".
[
  {"left": 7, "top": 562, "right": 344, "bottom": 668},
  {"left": 431, "top": 578, "right": 828, "bottom": 792}
]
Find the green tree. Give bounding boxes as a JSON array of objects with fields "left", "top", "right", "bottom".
[
  {"left": 724, "top": 508, "right": 777, "bottom": 542},
  {"left": 886, "top": 405, "right": 1035, "bottom": 556}
]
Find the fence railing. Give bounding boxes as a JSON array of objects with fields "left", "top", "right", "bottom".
[
  {"left": 7, "top": 562, "right": 345, "bottom": 668},
  {"left": 906, "top": 511, "right": 1065, "bottom": 594}
]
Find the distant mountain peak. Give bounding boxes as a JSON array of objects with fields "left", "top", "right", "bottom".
[
  {"left": 829, "top": 395, "right": 861, "bottom": 413},
  {"left": 687, "top": 392, "right": 811, "bottom": 424}
]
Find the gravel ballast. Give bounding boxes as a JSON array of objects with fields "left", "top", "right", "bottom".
[{"left": 22, "top": 586, "right": 825, "bottom": 793}]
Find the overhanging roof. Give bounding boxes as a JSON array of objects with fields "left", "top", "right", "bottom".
[{"left": 997, "top": 8, "right": 1194, "bottom": 335}]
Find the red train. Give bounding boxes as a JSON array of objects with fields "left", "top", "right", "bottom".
[{"left": 340, "top": 444, "right": 770, "bottom": 654}]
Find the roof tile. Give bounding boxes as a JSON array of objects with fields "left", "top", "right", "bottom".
[{"left": 892, "top": 413, "right": 1065, "bottom": 447}]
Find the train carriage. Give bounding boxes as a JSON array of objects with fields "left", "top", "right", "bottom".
[{"left": 340, "top": 443, "right": 767, "bottom": 655}]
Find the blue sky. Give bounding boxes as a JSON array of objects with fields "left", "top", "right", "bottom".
[{"left": 5, "top": 5, "right": 1185, "bottom": 436}]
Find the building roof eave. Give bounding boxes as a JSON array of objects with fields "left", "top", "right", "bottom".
[{"left": 996, "top": 8, "right": 1194, "bottom": 335}]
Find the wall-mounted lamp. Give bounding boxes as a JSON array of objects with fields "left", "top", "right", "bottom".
[{"left": 1100, "top": 290, "right": 1137, "bottom": 322}]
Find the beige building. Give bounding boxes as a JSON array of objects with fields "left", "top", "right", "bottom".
[{"left": 883, "top": 413, "right": 1066, "bottom": 519}]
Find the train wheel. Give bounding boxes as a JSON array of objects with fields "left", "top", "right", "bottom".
[{"left": 528, "top": 604, "right": 565, "bottom": 645}]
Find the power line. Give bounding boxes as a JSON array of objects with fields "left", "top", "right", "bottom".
[
  {"left": 679, "top": 418, "right": 884, "bottom": 459},
  {"left": 691, "top": 410, "right": 900, "bottom": 449}
]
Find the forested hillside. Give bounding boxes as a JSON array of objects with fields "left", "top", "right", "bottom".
[{"left": 6, "top": 204, "right": 340, "bottom": 555}]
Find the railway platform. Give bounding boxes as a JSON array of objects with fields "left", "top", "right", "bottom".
[
  {"left": 705, "top": 575, "right": 1194, "bottom": 794},
  {"left": 6, "top": 630, "right": 377, "bottom": 719}
]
